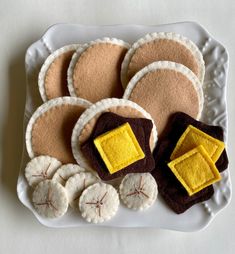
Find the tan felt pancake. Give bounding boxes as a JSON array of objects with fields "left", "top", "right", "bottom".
[
  {"left": 78, "top": 106, "right": 155, "bottom": 150},
  {"left": 45, "top": 50, "right": 75, "bottom": 99},
  {"left": 31, "top": 104, "right": 86, "bottom": 163},
  {"left": 128, "top": 70, "right": 199, "bottom": 136},
  {"left": 73, "top": 43, "right": 127, "bottom": 103},
  {"left": 127, "top": 39, "right": 200, "bottom": 83}
]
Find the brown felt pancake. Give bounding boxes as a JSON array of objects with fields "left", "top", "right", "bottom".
[
  {"left": 123, "top": 61, "right": 203, "bottom": 137},
  {"left": 39, "top": 45, "right": 80, "bottom": 102},
  {"left": 44, "top": 50, "right": 74, "bottom": 99},
  {"left": 26, "top": 98, "right": 91, "bottom": 164},
  {"left": 68, "top": 39, "right": 129, "bottom": 103},
  {"left": 121, "top": 33, "right": 205, "bottom": 87}
]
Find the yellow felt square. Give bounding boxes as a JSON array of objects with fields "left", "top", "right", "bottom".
[
  {"left": 170, "top": 125, "right": 225, "bottom": 162},
  {"left": 168, "top": 145, "right": 221, "bottom": 196},
  {"left": 93, "top": 123, "right": 145, "bottom": 174}
]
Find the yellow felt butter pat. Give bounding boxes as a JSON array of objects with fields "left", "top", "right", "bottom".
[
  {"left": 170, "top": 125, "right": 225, "bottom": 162},
  {"left": 168, "top": 145, "right": 221, "bottom": 196},
  {"left": 94, "top": 123, "right": 145, "bottom": 174}
]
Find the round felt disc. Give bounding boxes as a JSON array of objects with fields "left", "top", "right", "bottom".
[
  {"left": 38, "top": 45, "right": 80, "bottom": 101},
  {"left": 121, "top": 32, "right": 204, "bottom": 87},
  {"left": 68, "top": 39, "right": 129, "bottom": 103},
  {"left": 123, "top": 61, "right": 203, "bottom": 137},
  {"left": 71, "top": 98, "right": 158, "bottom": 170},
  {"left": 26, "top": 97, "right": 91, "bottom": 164}
]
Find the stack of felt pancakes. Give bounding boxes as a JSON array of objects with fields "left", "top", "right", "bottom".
[{"left": 24, "top": 32, "right": 228, "bottom": 224}]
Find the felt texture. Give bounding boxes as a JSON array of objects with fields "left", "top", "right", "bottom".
[
  {"left": 32, "top": 104, "right": 86, "bottom": 164},
  {"left": 168, "top": 145, "right": 221, "bottom": 196},
  {"left": 45, "top": 50, "right": 74, "bottom": 99},
  {"left": 94, "top": 123, "right": 145, "bottom": 174},
  {"left": 128, "top": 69, "right": 200, "bottom": 136},
  {"left": 73, "top": 43, "right": 127, "bottom": 103},
  {"left": 81, "top": 112, "right": 155, "bottom": 181},
  {"left": 170, "top": 125, "right": 225, "bottom": 162},
  {"left": 127, "top": 39, "right": 200, "bottom": 83},
  {"left": 78, "top": 105, "right": 155, "bottom": 151},
  {"left": 151, "top": 112, "right": 228, "bottom": 214}
]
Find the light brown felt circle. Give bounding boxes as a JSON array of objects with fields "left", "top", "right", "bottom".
[
  {"left": 128, "top": 69, "right": 199, "bottom": 136},
  {"left": 127, "top": 39, "right": 200, "bottom": 83},
  {"left": 45, "top": 50, "right": 75, "bottom": 99},
  {"left": 31, "top": 104, "right": 86, "bottom": 163},
  {"left": 73, "top": 43, "right": 127, "bottom": 103},
  {"left": 78, "top": 106, "right": 155, "bottom": 150}
]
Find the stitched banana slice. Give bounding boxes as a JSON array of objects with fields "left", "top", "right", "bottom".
[
  {"left": 65, "top": 172, "right": 98, "bottom": 208},
  {"left": 119, "top": 173, "right": 158, "bottom": 210},
  {"left": 25, "top": 155, "right": 61, "bottom": 187},
  {"left": 52, "top": 164, "right": 86, "bottom": 185},
  {"left": 32, "top": 180, "right": 68, "bottom": 218},
  {"left": 79, "top": 182, "right": 119, "bottom": 223}
]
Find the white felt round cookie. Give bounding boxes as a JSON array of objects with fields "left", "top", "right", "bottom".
[
  {"left": 65, "top": 172, "right": 98, "bottom": 209},
  {"left": 67, "top": 37, "right": 130, "bottom": 102},
  {"left": 52, "top": 164, "right": 86, "bottom": 186},
  {"left": 79, "top": 182, "right": 119, "bottom": 223},
  {"left": 38, "top": 44, "right": 81, "bottom": 102},
  {"left": 25, "top": 96, "right": 92, "bottom": 160},
  {"left": 25, "top": 155, "right": 62, "bottom": 187},
  {"left": 71, "top": 98, "right": 158, "bottom": 169},
  {"left": 121, "top": 32, "right": 205, "bottom": 87},
  {"left": 32, "top": 180, "right": 68, "bottom": 218},
  {"left": 119, "top": 173, "right": 158, "bottom": 210},
  {"left": 123, "top": 61, "right": 204, "bottom": 120}
]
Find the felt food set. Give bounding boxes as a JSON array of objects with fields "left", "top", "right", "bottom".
[{"left": 17, "top": 23, "right": 231, "bottom": 230}]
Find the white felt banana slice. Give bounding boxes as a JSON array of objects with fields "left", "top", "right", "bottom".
[
  {"left": 79, "top": 182, "right": 119, "bottom": 223},
  {"left": 65, "top": 172, "right": 98, "bottom": 208},
  {"left": 32, "top": 180, "right": 68, "bottom": 218},
  {"left": 52, "top": 164, "right": 86, "bottom": 185},
  {"left": 119, "top": 173, "right": 158, "bottom": 210},
  {"left": 25, "top": 155, "right": 62, "bottom": 187}
]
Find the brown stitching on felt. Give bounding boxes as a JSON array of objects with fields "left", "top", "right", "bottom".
[
  {"left": 126, "top": 176, "right": 150, "bottom": 199},
  {"left": 32, "top": 163, "right": 51, "bottom": 179},
  {"left": 85, "top": 191, "right": 108, "bottom": 217},
  {"left": 59, "top": 174, "right": 66, "bottom": 182},
  {"left": 173, "top": 151, "right": 219, "bottom": 191},
  {"left": 34, "top": 185, "right": 58, "bottom": 212}
]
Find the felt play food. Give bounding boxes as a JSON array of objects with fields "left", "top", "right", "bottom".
[
  {"left": 68, "top": 38, "right": 130, "bottom": 103},
  {"left": 121, "top": 32, "right": 205, "bottom": 87},
  {"left": 123, "top": 61, "right": 203, "bottom": 136},
  {"left": 38, "top": 44, "right": 80, "bottom": 101}
]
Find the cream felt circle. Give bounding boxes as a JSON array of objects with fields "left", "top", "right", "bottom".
[
  {"left": 67, "top": 38, "right": 130, "bottom": 103},
  {"left": 38, "top": 44, "right": 80, "bottom": 102},
  {"left": 26, "top": 97, "right": 91, "bottom": 164},
  {"left": 71, "top": 98, "right": 158, "bottom": 170},
  {"left": 123, "top": 61, "right": 204, "bottom": 137},
  {"left": 121, "top": 32, "right": 205, "bottom": 87}
]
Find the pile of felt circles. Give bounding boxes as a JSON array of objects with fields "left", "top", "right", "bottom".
[{"left": 24, "top": 32, "right": 229, "bottom": 223}]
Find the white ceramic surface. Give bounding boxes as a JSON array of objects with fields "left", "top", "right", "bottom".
[{"left": 17, "top": 22, "right": 231, "bottom": 231}]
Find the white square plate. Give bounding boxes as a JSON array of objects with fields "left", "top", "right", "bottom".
[{"left": 17, "top": 22, "right": 231, "bottom": 231}]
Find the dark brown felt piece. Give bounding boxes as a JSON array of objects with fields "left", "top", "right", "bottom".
[
  {"left": 81, "top": 112, "right": 155, "bottom": 181},
  {"left": 152, "top": 112, "right": 228, "bottom": 214}
]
